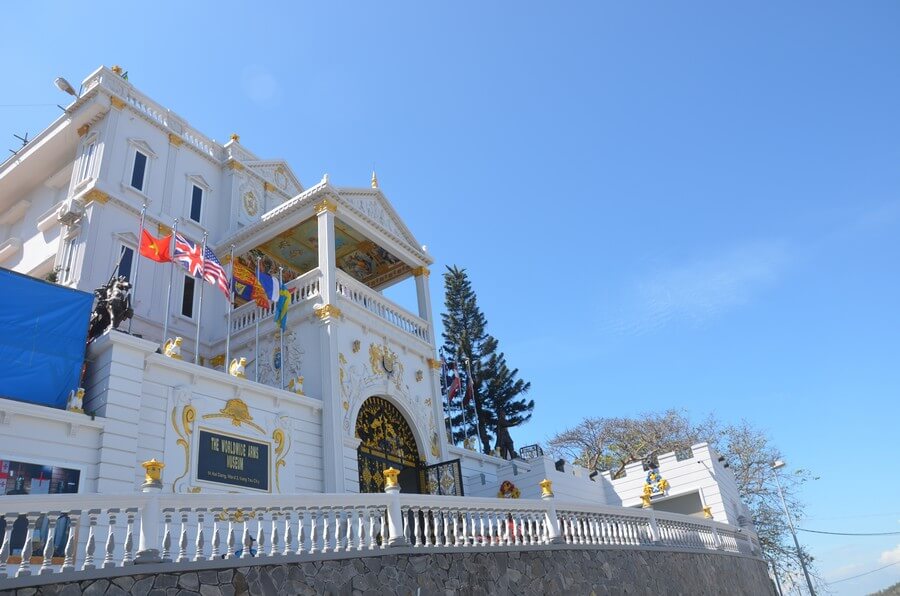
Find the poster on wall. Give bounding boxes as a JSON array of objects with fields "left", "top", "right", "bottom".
[{"left": 0, "top": 458, "right": 80, "bottom": 495}]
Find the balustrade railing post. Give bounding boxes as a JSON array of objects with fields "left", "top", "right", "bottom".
[
  {"left": 539, "top": 480, "right": 563, "bottom": 544},
  {"left": 383, "top": 468, "right": 408, "bottom": 547},
  {"left": 39, "top": 512, "right": 58, "bottom": 575},
  {"left": 0, "top": 514, "right": 11, "bottom": 579},
  {"left": 647, "top": 509, "right": 662, "bottom": 544},
  {"left": 16, "top": 512, "right": 39, "bottom": 577},
  {"left": 135, "top": 459, "right": 164, "bottom": 564},
  {"left": 711, "top": 523, "right": 724, "bottom": 550}
]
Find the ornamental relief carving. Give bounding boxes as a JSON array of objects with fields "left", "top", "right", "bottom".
[
  {"left": 338, "top": 343, "right": 436, "bottom": 458},
  {"left": 342, "top": 196, "right": 405, "bottom": 241}
]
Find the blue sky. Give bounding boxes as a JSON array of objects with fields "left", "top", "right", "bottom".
[{"left": 3, "top": 2, "right": 899, "bottom": 593}]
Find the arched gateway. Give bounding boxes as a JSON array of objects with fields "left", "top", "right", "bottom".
[{"left": 355, "top": 396, "right": 423, "bottom": 494}]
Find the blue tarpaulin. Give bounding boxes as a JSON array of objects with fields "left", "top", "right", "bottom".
[{"left": 0, "top": 268, "right": 93, "bottom": 409}]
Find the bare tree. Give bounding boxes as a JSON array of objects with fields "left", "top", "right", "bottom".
[{"left": 547, "top": 410, "right": 819, "bottom": 587}]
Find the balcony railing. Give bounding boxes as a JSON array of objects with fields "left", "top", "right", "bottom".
[
  {"left": 0, "top": 483, "right": 759, "bottom": 581},
  {"left": 229, "top": 270, "right": 321, "bottom": 334},
  {"left": 335, "top": 271, "right": 430, "bottom": 343}
]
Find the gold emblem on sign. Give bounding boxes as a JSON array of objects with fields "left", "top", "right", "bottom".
[{"left": 202, "top": 398, "right": 265, "bottom": 434}]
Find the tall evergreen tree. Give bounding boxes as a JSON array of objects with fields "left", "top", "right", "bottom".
[{"left": 440, "top": 266, "right": 533, "bottom": 455}]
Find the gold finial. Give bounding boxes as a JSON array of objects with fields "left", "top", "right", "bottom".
[
  {"left": 230, "top": 133, "right": 240, "bottom": 143},
  {"left": 702, "top": 506, "right": 713, "bottom": 519},
  {"left": 371, "top": 170, "right": 379, "bottom": 189},
  {"left": 142, "top": 459, "right": 164, "bottom": 484},
  {"left": 111, "top": 65, "right": 123, "bottom": 75},
  {"left": 383, "top": 467, "right": 400, "bottom": 489},
  {"left": 539, "top": 478, "right": 554, "bottom": 497}
]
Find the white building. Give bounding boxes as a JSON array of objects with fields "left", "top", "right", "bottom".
[{"left": 0, "top": 65, "right": 749, "bottom": 528}]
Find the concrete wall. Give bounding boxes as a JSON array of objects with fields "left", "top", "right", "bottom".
[{"left": 0, "top": 546, "right": 773, "bottom": 596}]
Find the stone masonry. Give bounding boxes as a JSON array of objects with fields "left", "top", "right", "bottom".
[{"left": 0, "top": 547, "right": 773, "bottom": 596}]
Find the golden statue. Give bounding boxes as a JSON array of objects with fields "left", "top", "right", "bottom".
[
  {"left": 163, "top": 337, "right": 183, "bottom": 360},
  {"left": 66, "top": 387, "right": 85, "bottom": 414},
  {"left": 287, "top": 375, "right": 304, "bottom": 394},
  {"left": 229, "top": 357, "right": 247, "bottom": 378}
]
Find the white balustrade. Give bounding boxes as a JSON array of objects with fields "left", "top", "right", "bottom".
[
  {"left": 0, "top": 490, "right": 757, "bottom": 581},
  {"left": 229, "top": 270, "right": 321, "bottom": 334},
  {"left": 335, "top": 271, "right": 430, "bottom": 342}
]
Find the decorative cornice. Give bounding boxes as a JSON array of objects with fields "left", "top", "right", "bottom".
[
  {"left": 426, "top": 358, "right": 442, "bottom": 371},
  {"left": 77, "top": 124, "right": 90, "bottom": 137},
  {"left": 84, "top": 189, "right": 109, "bottom": 205},
  {"left": 168, "top": 133, "right": 184, "bottom": 147},
  {"left": 411, "top": 266, "right": 430, "bottom": 277},
  {"left": 314, "top": 198, "right": 337, "bottom": 215},
  {"left": 226, "top": 160, "right": 244, "bottom": 171},
  {"left": 110, "top": 95, "right": 126, "bottom": 110},
  {"left": 314, "top": 304, "right": 342, "bottom": 320}
]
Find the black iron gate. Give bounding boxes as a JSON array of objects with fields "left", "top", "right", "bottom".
[{"left": 421, "top": 458, "right": 464, "bottom": 496}]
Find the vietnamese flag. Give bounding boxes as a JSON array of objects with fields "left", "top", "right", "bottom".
[{"left": 140, "top": 229, "right": 172, "bottom": 263}]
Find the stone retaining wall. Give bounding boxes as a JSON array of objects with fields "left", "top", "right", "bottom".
[{"left": 0, "top": 547, "right": 773, "bottom": 596}]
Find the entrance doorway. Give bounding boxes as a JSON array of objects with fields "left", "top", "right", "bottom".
[{"left": 355, "top": 396, "right": 422, "bottom": 494}]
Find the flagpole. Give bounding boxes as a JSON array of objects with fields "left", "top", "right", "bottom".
[
  {"left": 161, "top": 219, "right": 179, "bottom": 347},
  {"left": 254, "top": 256, "right": 261, "bottom": 383},
  {"left": 194, "top": 231, "right": 208, "bottom": 365},
  {"left": 225, "top": 245, "right": 235, "bottom": 369},
  {"left": 439, "top": 348, "right": 455, "bottom": 446},
  {"left": 464, "top": 355, "right": 483, "bottom": 453},
  {"left": 127, "top": 203, "right": 147, "bottom": 334},
  {"left": 278, "top": 266, "right": 285, "bottom": 391}
]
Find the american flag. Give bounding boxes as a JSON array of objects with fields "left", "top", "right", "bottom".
[
  {"left": 202, "top": 247, "right": 229, "bottom": 298},
  {"left": 173, "top": 233, "right": 203, "bottom": 278}
]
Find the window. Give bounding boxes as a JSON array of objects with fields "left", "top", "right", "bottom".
[
  {"left": 118, "top": 245, "right": 134, "bottom": 281},
  {"left": 189, "top": 185, "right": 203, "bottom": 223},
  {"left": 77, "top": 140, "right": 96, "bottom": 182},
  {"left": 181, "top": 275, "right": 195, "bottom": 318},
  {"left": 130, "top": 151, "right": 148, "bottom": 191}
]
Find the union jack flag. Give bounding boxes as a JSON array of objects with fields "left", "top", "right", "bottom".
[
  {"left": 174, "top": 233, "right": 203, "bottom": 278},
  {"left": 202, "top": 246, "right": 229, "bottom": 298}
]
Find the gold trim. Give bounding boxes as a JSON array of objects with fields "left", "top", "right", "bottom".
[
  {"left": 226, "top": 160, "right": 244, "bottom": 171},
  {"left": 171, "top": 404, "right": 196, "bottom": 491},
  {"left": 209, "top": 354, "right": 225, "bottom": 368},
  {"left": 202, "top": 398, "right": 265, "bottom": 434},
  {"left": 539, "top": 478, "right": 554, "bottom": 497},
  {"left": 426, "top": 358, "right": 442, "bottom": 371},
  {"left": 314, "top": 198, "right": 337, "bottom": 214},
  {"left": 157, "top": 223, "right": 172, "bottom": 235},
  {"left": 168, "top": 133, "right": 184, "bottom": 147},
  {"left": 411, "top": 266, "right": 430, "bottom": 277},
  {"left": 314, "top": 304, "right": 342, "bottom": 320},
  {"left": 77, "top": 124, "right": 90, "bottom": 137},
  {"left": 84, "top": 189, "right": 109, "bottom": 205},
  {"left": 272, "top": 428, "right": 290, "bottom": 493},
  {"left": 110, "top": 96, "right": 126, "bottom": 110},
  {"left": 703, "top": 506, "right": 713, "bottom": 519},
  {"left": 264, "top": 181, "right": 276, "bottom": 192}
]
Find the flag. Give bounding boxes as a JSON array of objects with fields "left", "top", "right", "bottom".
[
  {"left": 173, "top": 233, "right": 203, "bottom": 278},
  {"left": 232, "top": 260, "right": 269, "bottom": 308},
  {"left": 257, "top": 270, "right": 281, "bottom": 304},
  {"left": 464, "top": 374, "right": 474, "bottom": 406},
  {"left": 202, "top": 247, "right": 229, "bottom": 298},
  {"left": 139, "top": 229, "right": 172, "bottom": 263},
  {"left": 274, "top": 288, "right": 290, "bottom": 330},
  {"left": 447, "top": 362, "right": 461, "bottom": 401}
]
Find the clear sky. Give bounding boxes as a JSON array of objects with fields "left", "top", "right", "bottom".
[{"left": 2, "top": 2, "right": 899, "bottom": 593}]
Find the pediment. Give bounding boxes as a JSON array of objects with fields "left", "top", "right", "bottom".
[
  {"left": 336, "top": 189, "right": 424, "bottom": 257},
  {"left": 126, "top": 138, "right": 157, "bottom": 159},
  {"left": 245, "top": 161, "right": 303, "bottom": 196}
]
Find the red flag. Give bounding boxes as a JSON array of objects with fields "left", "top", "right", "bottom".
[
  {"left": 447, "top": 362, "right": 461, "bottom": 401},
  {"left": 139, "top": 229, "right": 172, "bottom": 263},
  {"left": 464, "top": 375, "right": 474, "bottom": 406}
]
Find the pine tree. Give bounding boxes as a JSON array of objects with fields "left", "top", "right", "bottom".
[{"left": 440, "top": 266, "right": 533, "bottom": 455}]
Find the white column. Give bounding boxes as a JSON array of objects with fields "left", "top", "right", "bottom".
[{"left": 315, "top": 198, "right": 345, "bottom": 493}]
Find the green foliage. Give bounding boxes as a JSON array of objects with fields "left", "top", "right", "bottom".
[{"left": 440, "top": 265, "right": 533, "bottom": 455}]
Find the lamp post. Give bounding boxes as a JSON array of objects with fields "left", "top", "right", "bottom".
[{"left": 772, "top": 459, "right": 815, "bottom": 595}]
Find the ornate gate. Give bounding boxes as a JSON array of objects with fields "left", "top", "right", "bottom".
[
  {"left": 355, "top": 397, "right": 422, "bottom": 494},
  {"left": 422, "top": 459, "right": 464, "bottom": 496}
]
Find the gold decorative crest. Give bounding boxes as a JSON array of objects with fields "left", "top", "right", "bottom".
[{"left": 202, "top": 399, "right": 264, "bottom": 434}]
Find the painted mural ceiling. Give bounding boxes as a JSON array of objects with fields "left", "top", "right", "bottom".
[{"left": 240, "top": 217, "right": 409, "bottom": 291}]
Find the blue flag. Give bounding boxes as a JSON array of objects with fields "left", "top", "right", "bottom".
[{"left": 274, "top": 288, "right": 290, "bottom": 330}]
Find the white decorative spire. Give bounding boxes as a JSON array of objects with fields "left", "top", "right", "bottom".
[{"left": 371, "top": 170, "right": 379, "bottom": 189}]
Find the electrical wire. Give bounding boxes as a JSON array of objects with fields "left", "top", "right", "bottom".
[
  {"left": 799, "top": 528, "right": 900, "bottom": 537},
  {"left": 828, "top": 561, "right": 899, "bottom": 585}
]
